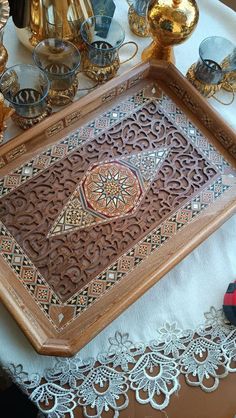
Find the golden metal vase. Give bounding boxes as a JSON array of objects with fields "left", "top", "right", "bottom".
[{"left": 142, "top": 0, "right": 199, "bottom": 63}]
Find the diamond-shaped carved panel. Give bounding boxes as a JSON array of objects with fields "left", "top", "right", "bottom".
[{"left": 49, "top": 149, "right": 169, "bottom": 237}]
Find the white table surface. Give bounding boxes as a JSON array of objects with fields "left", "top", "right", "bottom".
[{"left": 0, "top": 0, "right": 236, "bottom": 416}]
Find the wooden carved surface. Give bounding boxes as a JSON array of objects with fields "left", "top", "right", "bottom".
[
  {"left": 0, "top": 78, "right": 233, "bottom": 338},
  {"left": 0, "top": 101, "right": 218, "bottom": 302}
]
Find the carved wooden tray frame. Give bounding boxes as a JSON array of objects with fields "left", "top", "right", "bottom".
[{"left": 0, "top": 61, "right": 236, "bottom": 356}]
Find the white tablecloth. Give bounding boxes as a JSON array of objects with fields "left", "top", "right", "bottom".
[{"left": 0, "top": 1, "right": 236, "bottom": 416}]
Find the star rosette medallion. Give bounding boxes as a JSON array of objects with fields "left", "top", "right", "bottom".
[{"left": 48, "top": 148, "right": 169, "bottom": 237}]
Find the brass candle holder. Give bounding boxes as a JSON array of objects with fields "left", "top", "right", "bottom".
[{"left": 142, "top": 0, "right": 199, "bottom": 63}]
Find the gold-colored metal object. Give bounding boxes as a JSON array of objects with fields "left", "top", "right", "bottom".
[
  {"left": 0, "top": 43, "right": 7, "bottom": 73},
  {"left": 127, "top": 2, "right": 149, "bottom": 38},
  {"left": 82, "top": 54, "right": 120, "bottom": 83},
  {"left": 0, "top": 0, "right": 10, "bottom": 74},
  {"left": 82, "top": 41, "right": 138, "bottom": 84},
  {"left": 12, "top": 0, "right": 93, "bottom": 50},
  {"left": 0, "top": 0, "right": 9, "bottom": 31},
  {"left": 0, "top": 64, "right": 52, "bottom": 130},
  {"left": 11, "top": 103, "right": 52, "bottom": 130},
  {"left": 186, "top": 63, "right": 235, "bottom": 106},
  {"left": 223, "top": 71, "right": 236, "bottom": 92},
  {"left": 33, "top": 38, "right": 98, "bottom": 106},
  {"left": 81, "top": 16, "right": 139, "bottom": 83},
  {"left": 221, "top": 56, "right": 236, "bottom": 93},
  {"left": 186, "top": 64, "right": 220, "bottom": 98},
  {"left": 49, "top": 76, "right": 79, "bottom": 106},
  {"left": 0, "top": 92, "right": 14, "bottom": 143},
  {"left": 142, "top": 0, "right": 199, "bottom": 63},
  {"left": 83, "top": 41, "right": 139, "bottom": 83}
]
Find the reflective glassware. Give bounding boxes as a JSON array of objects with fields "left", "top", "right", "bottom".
[
  {"left": 0, "top": 64, "right": 51, "bottom": 129},
  {"left": 186, "top": 36, "right": 236, "bottom": 104},
  {"left": 46, "top": 16, "right": 82, "bottom": 47},
  {"left": 33, "top": 38, "right": 81, "bottom": 106},
  {"left": 80, "top": 15, "right": 138, "bottom": 83},
  {"left": 11, "top": 0, "right": 94, "bottom": 50},
  {"left": 142, "top": 0, "right": 199, "bottom": 63},
  {"left": 127, "top": 0, "right": 149, "bottom": 37},
  {"left": 195, "top": 36, "right": 236, "bottom": 85}
]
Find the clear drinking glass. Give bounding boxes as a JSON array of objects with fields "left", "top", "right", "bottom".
[
  {"left": 0, "top": 64, "right": 49, "bottom": 118},
  {"left": 195, "top": 36, "right": 236, "bottom": 85},
  {"left": 80, "top": 15, "right": 138, "bottom": 82},
  {"left": 33, "top": 38, "right": 81, "bottom": 105}
]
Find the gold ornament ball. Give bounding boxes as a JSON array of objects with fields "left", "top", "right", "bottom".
[{"left": 142, "top": 0, "right": 199, "bottom": 62}]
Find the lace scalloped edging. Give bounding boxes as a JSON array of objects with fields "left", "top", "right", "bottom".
[{"left": 4, "top": 306, "right": 236, "bottom": 418}]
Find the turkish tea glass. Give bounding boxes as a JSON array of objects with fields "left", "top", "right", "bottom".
[
  {"left": 195, "top": 36, "right": 236, "bottom": 85},
  {"left": 0, "top": 64, "right": 50, "bottom": 128},
  {"left": 33, "top": 38, "right": 82, "bottom": 105},
  {"left": 80, "top": 15, "right": 138, "bottom": 83}
]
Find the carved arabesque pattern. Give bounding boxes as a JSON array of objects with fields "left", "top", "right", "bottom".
[{"left": 0, "top": 101, "right": 218, "bottom": 301}]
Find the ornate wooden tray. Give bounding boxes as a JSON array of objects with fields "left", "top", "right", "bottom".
[{"left": 0, "top": 61, "right": 236, "bottom": 356}]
